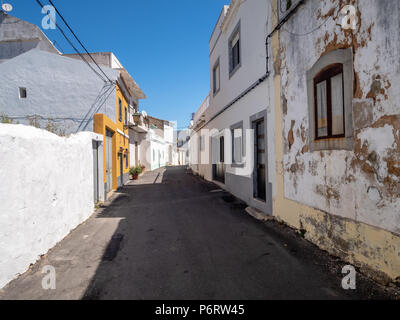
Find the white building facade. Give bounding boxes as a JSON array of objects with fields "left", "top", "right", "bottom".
[
  {"left": 190, "top": 0, "right": 275, "bottom": 214},
  {"left": 129, "top": 113, "right": 178, "bottom": 171}
]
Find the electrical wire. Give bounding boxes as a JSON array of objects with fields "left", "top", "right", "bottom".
[
  {"left": 52, "top": 40, "right": 64, "bottom": 53},
  {"left": 47, "top": 0, "right": 112, "bottom": 82},
  {"left": 78, "top": 83, "right": 116, "bottom": 132},
  {"left": 35, "top": 0, "right": 108, "bottom": 83},
  {"left": 281, "top": 11, "right": 333, "bottom": 37},
  {"left": 275, "top": 0, "right": 338, "bottom": 37}
]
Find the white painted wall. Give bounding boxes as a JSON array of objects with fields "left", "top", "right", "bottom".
[
  {"left": 0, "top": 124, "right": 99, "bottom": 289},
  {"left": 163, "top": 123, "right": 177, "bottom": 165},
  {"left": 150, "top": 138, "right": 168, "bottom": 171},
  {"left": 190, "top": 0, "right": 275, "bottom": 214},
  {"left": 138, "top": 139, "right": 151, "bottom": 170},
  {"left": 0, "top": 49, "right": 119, "bottom": 134},
  {"left": 207, "top": 0, "right": 270, "bottom": 119},
  {"left": 164, "top": 123, "right": 175, "bottom": 145}
]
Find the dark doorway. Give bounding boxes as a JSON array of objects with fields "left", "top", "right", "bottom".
[
  {"left": 254, "top": 119, "right": 266, "bottom": 201},
  {"left": 119, "top": 153, "right": 124, "bottom": 188},
  {"left": 213, "top": 135, "right": 225, "bottom": 184},
  {"left": 105, "top": 130, "right": 113, "bottom": 193}
]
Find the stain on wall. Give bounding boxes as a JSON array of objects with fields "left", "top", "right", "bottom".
[{"left": 278, "top": 0, "right": 400, "bottom": 236}]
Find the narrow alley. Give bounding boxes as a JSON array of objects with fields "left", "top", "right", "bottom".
[{"left": 0, "top": 167, "right": 395, "bottom": 300}]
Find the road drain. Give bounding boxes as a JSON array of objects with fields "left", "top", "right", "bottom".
[{"left": 103, "top": 233, "right": 124, "bottom": 261}]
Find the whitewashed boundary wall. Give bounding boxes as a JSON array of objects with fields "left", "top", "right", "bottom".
[{"left": 0, "top": 124, "right": 103, "bottom": 289}]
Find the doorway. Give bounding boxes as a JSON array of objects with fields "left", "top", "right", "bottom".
[
  {"left": 119, "top": 153, "right": 124, "bottom": 187},
  {"left": 253, "top": 119, "right": 266, "bottom": 201},
  {"left": 212, "top": 135, "right": 225, "bottom": 184},
  {"left": 105, "top": 129, "right": 113, "bottom": 193},
  {"left": 92, "top": 141, "right": 99, "bottom": 203}
]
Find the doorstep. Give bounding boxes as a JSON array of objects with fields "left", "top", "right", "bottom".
[
  {"left": 212, "top": 180, "right": 226, "bottom": 190},
  {"left": 245, "top": 206, "right": 274, "bottom": 222}
]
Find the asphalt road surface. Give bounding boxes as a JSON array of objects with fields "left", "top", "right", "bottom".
[
  {"left": 1, "top": 166, "right": 394, "bottom": 300},
  {"left": 83, "top": 166, "right": 392, "bottom": 300}
]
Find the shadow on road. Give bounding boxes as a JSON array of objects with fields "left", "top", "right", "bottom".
[{"left": 82, "top": 166, "right": 394, "bottom": 300}]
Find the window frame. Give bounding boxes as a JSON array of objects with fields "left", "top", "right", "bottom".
[
  {"left": 124, "top": 106, "right": 128, "bottom": 125},
  {"left": 199, "top": 134, "right": 205, "bottom": 152},
  {"left": 313, "top": 63, "right": 345, "bottom": 140},
  {"left": 228, "top": 21, "right": 242, "bottom": 78},
  {"left": 19, "top": 87, "right": 27, "bottom": 99},
  {"left": 230, "top": 121, "right": 245, "bottom": 167},
  {"left": 118, "top": 99, "right": 122, "bottom": 122},
  {"left": 306, "top": 48, "right": 354, "bottom": 152},
  {"left": 213, "top": 58, "right": 221, "bottom": 96}
]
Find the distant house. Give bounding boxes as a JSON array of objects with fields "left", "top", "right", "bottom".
[
  {"left": 128, "top": 114, "right": 177, "bottom": 171},
  {"left": 177, "top": 129, "right": 190, "bottom": 165},
  {"left": 0, "top": 12, "right": 146, "bottom": 197}
]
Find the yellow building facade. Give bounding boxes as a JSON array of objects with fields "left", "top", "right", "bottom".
[{"left": 94, "top": 83, "right": 130, "bottom": 195}]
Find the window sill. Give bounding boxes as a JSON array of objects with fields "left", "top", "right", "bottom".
[
  {"left": 231, "top": 162, "right": 245, "bottom": 168},
  {"left": 310, "top": 136, "right": 354, "bottom": 152},
  {"left": 229, "top": 63, "right": 241, "bottom": 79}
]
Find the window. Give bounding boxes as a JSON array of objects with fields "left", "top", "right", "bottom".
[
  {"left": 220, "top": 136, "right": 225, "bottom": 163},
  {"left": 231, "top": 121, "right": 244, "bottom": 166},
  {"left": 229, "top": 22, "right": 241, "bottom": 76},
  {"left": 213, "top": 59, "right": 220, "bottom": 95},
  {"left": 306, "top": 48, "right": 354, "bottom": 151},
  {"left": 19, "top": 87, "right": 27, "bottom": 99},
  {"left": 314, "top": 64, "right": 345, "bottom": 139},
  {"left": 200, "top": 135, "right": 205, "bottom": 151},
  {"left": 124, "top": 107, "right": 127, "bottom": 125},
  {"left": 118, "top": 99, "right": 122, "bottom": 122},
  {"left": 233, "top": 128, "right": 243, "bottom": 163}
]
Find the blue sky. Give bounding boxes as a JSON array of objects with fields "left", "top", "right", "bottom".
[{"left": 9, "top": 0, "right": 228, "bottom": 129}]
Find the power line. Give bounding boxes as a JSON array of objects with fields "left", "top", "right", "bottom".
[
  {"left": 52, "top": 40, "right": 64, "bottom": 53},
  {"left": 47, "top": 0, "right": 112, "bottom": 82},
  {"left": 35, "top": 0, "right": 108, "bottom": 82},
  {"left": 281, "top": 10, "right": 333, "bottom": 37},
  {"left": 77, "top": 83, "right": 116, "bottom": 132}
]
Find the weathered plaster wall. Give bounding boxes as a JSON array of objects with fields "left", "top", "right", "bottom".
[
  {"left": 0, "top": 124, "right": 100, "bottom": 289},
  {"left": 273, "top": 0, "right": 400, "bottom": 282},
  {"left": 280, "top": 0, "right": 400, "bottom": 235},
  {"left": 0, "top": 12, "right": 59, "bottom": 62}
]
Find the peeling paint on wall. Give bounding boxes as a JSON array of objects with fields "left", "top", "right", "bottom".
[{"left": 274, "top": 0, "right": 400, "bottom": 282}]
